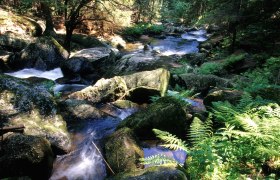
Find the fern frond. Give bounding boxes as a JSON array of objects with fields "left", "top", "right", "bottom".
[
  {"left": 188, "top": 117, "right": 213, "bottom": 146},
  {"left": 140, "top": 154, "right": 178, "bottom": 166},
  {"left": 153, "top": 129, "right": 188, "bottom": 152}
]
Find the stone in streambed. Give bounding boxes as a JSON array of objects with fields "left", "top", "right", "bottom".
[
  {"left": 104, "top": 127, "right": 144, "bottom": 173},
  {"left": 0, "top": 134, "right": 54, "bottom": 180},
  {"left": 69, "top": 68, "right": 170, "bottom": 104},
  {"left": 117, "top": 96, "right": 190, "bottom": 140},
  {"left": 0, "top": 74, "right": 71, "bottom": 154}
]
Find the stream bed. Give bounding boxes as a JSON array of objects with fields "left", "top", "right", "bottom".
[{"left": 4, "top": 28, "right": 207, "bottom": 180}]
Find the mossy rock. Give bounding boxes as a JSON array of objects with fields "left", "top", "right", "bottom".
[
  {"left": 69, "top": 68, "right": 170, "bottom": 104},
  {"left": 7, "top": 37, "right": 68, "bottom": 71},
  {"left": 204, "top": 88, "right": 243, "bottom": 107},
  {"left": 108, "top": 166, "right": 187, "bottom": 180},
  {"left": 0, "top": 134, "right": 54, "bottom": 179},
  {"left": 58, "top": 99, "right": 105, "bottom": 122},
  {"left": 117, "top": 96, "right": 190, "bottom": 140},
  {"left": 0, "top": 9, "right": 42, "bottom": 51},
  {"left": 0, "top": 74, "right": 71, "bottom": 154},
  {"left": 104, "top": 128, "right": 144, "bottom": 174},
  {"left": 112, "top": 100, "right": 140, "bottom": 109},
  {"left": 171, "top": 73, "right": 233, "bottom": 95}
]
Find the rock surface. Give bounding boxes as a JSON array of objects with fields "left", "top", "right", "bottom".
[
  {"left": 171, "top": 73, "right": 233, "bottom": 95},
  {"left": 0, "top": 134, "right": 54, "bottom": 179},
  {"left": 0, "top": 9, "right": 42, "bottom": 51},
  {"left": 61, "top": 47, "right": 116, "bottom": 84},
  {"left": 7, "top": 37, "right": 68, "bottom": 71},
  {"left": 69, "top": 68, "right": 170, "bottom": 104},
  {"left": 104, "top": 128, "right": 144, "bottom": 173},
  {"left": 58, "top": 99, "right": 105, "bottom": 122},
  {"left": 118, "top": 96, "right": 190, "bottom": 139},
  {"left": 0, "top": 74, "right": 71, "bottom": 154},
  {"left": 204, "top": 89, "right": 243, "bottom": 106}
]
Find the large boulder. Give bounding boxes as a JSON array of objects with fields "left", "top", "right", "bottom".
[
  {"left": 0, "top": 74, "right": 71, "bottom": 154},
  {"left": 104, "top": 128, "right": 144, "bottom": 174},
  {"left": 110, "top": 166, "right": 187, "bottom": 180},
  {"left": 110, "top": 52, "right": 160, "bottom": 76},
  {"left": 69, "top": 68, "right": 170, "bottom": 104},
  {"left": 7, "top": 37, "right": 68, "bottom": 71},
  {"left": 0, "top": 134, "right": 54, "bottom": 179},
  {"left": 0, "top": 9, "right": 42, "bottom": 51},
  {"left": 60, "top": 47, "right": 116, "bottom": 84},
  {"left": 117, "top": 96, "right": 190, "bottom": 139},
  {"left": 171, "top": 73, "right": 233, "bottom": 95}
]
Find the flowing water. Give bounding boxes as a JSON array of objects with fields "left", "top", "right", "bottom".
[{"left": 4, "top": 29, "right": 207, "bottom": 180}]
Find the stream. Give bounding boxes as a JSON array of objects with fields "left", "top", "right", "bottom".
[{"left": 5, "top": 29, "right": 207, "bottom": 180}]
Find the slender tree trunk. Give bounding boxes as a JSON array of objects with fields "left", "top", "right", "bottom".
[{"left": 40, "top": 2, "right": 56, "bottom": 36}]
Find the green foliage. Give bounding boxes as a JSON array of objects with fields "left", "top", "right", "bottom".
[
  {"left": 198, "top": 62, "right": 223, "bottom": 75},
  {"left": 198, "top": 53, "right": 246, "bottom": 75},
  {"left": 143, "top": 93, "right": 280, "bottom": 178},
  {"left": 122, "top": 23, "right": 164, "bottom": 37}
]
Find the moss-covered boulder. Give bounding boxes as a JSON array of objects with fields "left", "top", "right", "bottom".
[
  {"left": 0, "top": 134, "right": 54, "bottom": 179},
  {"left": 109, "top": 166, "right": 187, "bottom": 180},
  {"left": 104, "top": 128, "right": 144, "bottom": 174},
  {"left": 7, "top": 37, "right": 68, "bottom": 71},
  {"left": 204, "top": 89, "right": 243, "bottom": 107},
  {"left": 171, "top": 73, "right": 233, "bottom": 95},
  {"left": 58, "top": 99, "right": 105, "bottom": 122},
  {"left": 112, "top": 100, "right": 141, "bottom": 109},
  {"left": 117, "top": 96, "right": 190, "bottom": 139},
  {"left": 69, "top": 68, "right": 170, "bottom": 104},
  {"left": 0, "top": 74, "right": 71, "bottom": 154}
]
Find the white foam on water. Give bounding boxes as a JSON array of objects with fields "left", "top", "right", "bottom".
[{"left": 5, "top": 68, "right": 63, "bottom": 80}]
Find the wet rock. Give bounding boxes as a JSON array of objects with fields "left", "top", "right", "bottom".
[
  {"left": 110, "top": 52, "right": 163, "bottom": 76},
  {"left": 109, "top": 166, "right": 187, "bottom": 180},
  {"left": 58, "top": 99, "right": 105, "bottom": 122},
  {"left": 0, "top": 74, "right": 71, "bottom": 154},
  {"left": 0, "top": 134, "right": 54, "bottom": 179},
  {"left": 204, "top": 88, "right": 244, "bottom": 107},
  {"left": 69, "top": 68, "right": 170, "bottom": 104},
  {"left": 171, "top": 73, "right": 233, "bottom": 95},
  {"left": 104, "top": 128, "right": 144, "bottom": 173},
  {"left": 118, "top": 96, "right": 190, "bottom": 139},
  {"left": 7, "top": 37, "right": 68, "bottom": 71},
  {"left": 61, "top": 47, "right": 116, "bottom": 83}
]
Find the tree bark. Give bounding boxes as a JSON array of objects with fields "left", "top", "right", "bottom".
[{"left": 40, "top": 2, "right": 56, "bottom": 36}]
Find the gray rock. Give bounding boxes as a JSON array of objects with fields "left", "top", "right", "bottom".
[
  {"left": 69, "top": 68, "right": 170, "bottom": 104},
  {"left": 0, "top": 134, "right": 54, "bottom": 179},
  {"left": 0, "top": 74, "right": 71, "bottom": 154},
  {"left": 171, "top": 73, "right": 233, "bottom": 95}
]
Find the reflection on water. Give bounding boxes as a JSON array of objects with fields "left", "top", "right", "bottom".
[{"left": 5, "top": 68, "right": 63, "bottom": 80}]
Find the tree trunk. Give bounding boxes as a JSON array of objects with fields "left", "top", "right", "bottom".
[
  {"left": 40, "top": 2, "right": 56, "bottom": 36},
  {"left": 64, "top": 24, "right": 74, "bottom": 52}
]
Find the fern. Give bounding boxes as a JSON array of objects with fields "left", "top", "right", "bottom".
[
  {"left": 153, "top": 129, "right": 188, "bottom": 152},
  {"left": 140, "top": 154, "right": 179, "bottom": 166},
  {"left": 188, "top": 117, "right": 213, "bottom": 146}
]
